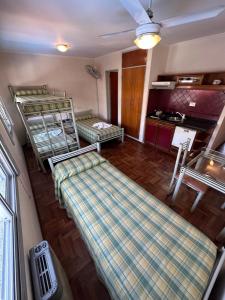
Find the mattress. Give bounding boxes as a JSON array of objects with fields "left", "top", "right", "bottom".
[
  {"left": 33, "top": 128, "right": 77, "bottom": 156},
  {"left": 54, "top": 152, "right": 217, "bottom": 300},
  {"left": 76, "top": 116, "right": 123, "bottom": 143},
  {"left": 15, "top": 95, "right": 71, "bottom": 114}
]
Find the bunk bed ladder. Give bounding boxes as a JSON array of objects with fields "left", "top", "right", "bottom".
[
  {"left": 16, "top": 103, "right": 46, "bottom": 172},
  {"left": 57, "top": 109, "right": 70, "bottom": 153}
]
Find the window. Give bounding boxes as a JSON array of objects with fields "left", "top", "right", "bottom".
[
  {"left": 0, "top": 98, "right": 14, "bottom": 141},
  {"left": 0, "top": 199, "right": 14, "bottom": 300},
  {"left": 0, "top": 140, "right": 20, "bottom": 300}
]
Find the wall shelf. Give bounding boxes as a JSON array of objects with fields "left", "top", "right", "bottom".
[
  {"left": 158, "top": 71, "right": 225, "bottom": 91},
  {"left": 176, "top": 84, "right": 225, "bottom": 91}
]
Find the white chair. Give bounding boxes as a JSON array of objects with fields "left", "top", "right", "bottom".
[{"left": 169, "top": 139, "right": 208, "bottom": 212}]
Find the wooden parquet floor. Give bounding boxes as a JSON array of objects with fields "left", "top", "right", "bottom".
[{"left": 24, "top": 138, "right": 225, "bottom": 300}]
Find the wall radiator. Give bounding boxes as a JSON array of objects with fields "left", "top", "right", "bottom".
[{"left": 29, "top": 241, "right": 63, "bottom": 300}]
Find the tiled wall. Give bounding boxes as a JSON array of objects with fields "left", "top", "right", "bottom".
[{"left": 147, "top": 89, "right": 225, "bottom": 120}]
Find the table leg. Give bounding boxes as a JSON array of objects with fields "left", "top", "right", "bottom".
[
  {"left": 190, "top": 191, "right": 205, "bottom": 212},
  {"left": 216, "top": 227, "right": 225, "bottom": 242},
  {"left": 172, "top": 168, "right": 185, "bottom": 203},
  {"left": 195, "top": 157, "right": 203, "bottom": 170}
]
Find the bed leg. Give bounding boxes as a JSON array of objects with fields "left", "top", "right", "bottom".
[
  {"left": 39, "top": 159, "right": 46, "bottom": 173},
  {"left": 121, "top": 129, "right": 124, "bottom": 143},
  {"left": 97, "top": 142, "right": 101, "bottom": 152}
]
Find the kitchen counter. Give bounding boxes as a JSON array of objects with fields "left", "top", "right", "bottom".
[{"left": 147, "top": 115, "right": 216, "bottom": 132}]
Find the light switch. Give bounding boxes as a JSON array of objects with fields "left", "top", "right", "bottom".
[{"left": 189, "top": 102, "right": 196, "bottom": 107}]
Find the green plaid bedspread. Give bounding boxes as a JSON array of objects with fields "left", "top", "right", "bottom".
[
  {"left": 15, "top": 95, "right": 71, "bottom": 114},
  {"left": 33, "top": 128, "right": 77, "bottom": 156},
  {"left": 54, "top": 152, "right": 217, "bottom": 300},
  {"left": 76, "top": 116, "right": 123, "bottom": 143}
]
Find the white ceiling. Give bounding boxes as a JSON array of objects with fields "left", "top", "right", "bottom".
[{"left": 0, "top": 0, "right": 225, "bottom": 58}]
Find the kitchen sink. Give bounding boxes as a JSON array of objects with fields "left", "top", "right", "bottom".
[{"left": 167, "top": 116, "right": 182, "bottom": 122}]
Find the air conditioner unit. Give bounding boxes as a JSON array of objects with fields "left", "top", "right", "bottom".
[
  {"left": 151, "top": 81, "right": 176, "bottom": 89},
  {"left": 29, "top": 241, "right": 73, "bottom": 300}
]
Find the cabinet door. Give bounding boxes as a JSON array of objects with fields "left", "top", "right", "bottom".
[
  {"left": 122, "top": 66, "right": 146, "bottom": 138},
  {"left": 145, "top": 122, "right": 157, "bottom": 144},
  {"left": 156, "top": 125, "right": 174, "bottom": 150}
]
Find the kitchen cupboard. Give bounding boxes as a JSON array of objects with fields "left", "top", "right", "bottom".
[
  {"left": 121, "top": 49, "right": 147, "bottom": 138},
  {"left": 145, "top": 118, "right": 175, "bottom": 151}
]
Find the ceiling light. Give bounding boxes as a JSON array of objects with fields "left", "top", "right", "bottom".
[
  {"left": 134, "top": 33, "right": 161, "bottom": 49},
  {"left": 56, "top": 44, "right": 70, "bottom": 52}
]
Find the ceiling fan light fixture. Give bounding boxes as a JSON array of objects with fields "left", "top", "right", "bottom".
[
  {"left": 56, "top": 44, "right": 70, "bottom": 52},
  {"left": 134, "top": 33, "right": 161, "bottom": 49}
]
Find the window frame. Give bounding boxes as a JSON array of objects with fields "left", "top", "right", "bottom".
[
  {"left": 0, "top": 194, "right": 16, "bottom": 300},
  {"left": 0, "top": 137, "right": 27, "bottom": 300},
  {"left": 0, "top": 97, "right": 14, "bottom": 144}
]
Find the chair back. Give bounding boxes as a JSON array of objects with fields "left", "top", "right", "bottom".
[{"left": 169, "top": 138, "right": 191, "bottom": 190}]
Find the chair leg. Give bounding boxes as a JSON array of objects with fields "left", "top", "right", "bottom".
[
  {"left": 216, "top": 227, "right": 225, "bottom": 242},
  {"left": 172, "top": 169, "right": 185, "bottom": 203},
  {"left": 190, "top": 191, "right": 205, "bottom": 212}
]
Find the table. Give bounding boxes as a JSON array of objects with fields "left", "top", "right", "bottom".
[{"left": 172, "top": 148, "right": 225, "bottom": 210}]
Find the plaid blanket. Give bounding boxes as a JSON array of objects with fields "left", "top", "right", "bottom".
[
  {"left": 15, "top": 95, "right": 71, "bottom": 114},
  {"left": 54, "top": 151, "right": 106, "bottom": 205},
  {"left": 54, "top": 152, "right": 217, "bottom": 300},
  {"left": 33, "top": 128, "right": 77, "bottom": 156},
  {"left": 76, "top": 116, "right": 123, "bottom": 143}
]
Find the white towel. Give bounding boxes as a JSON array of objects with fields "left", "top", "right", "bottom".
[{"left": 92, "top": 122, "right": 112, "bottom": 129}]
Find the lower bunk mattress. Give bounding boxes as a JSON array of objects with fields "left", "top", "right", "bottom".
[
  {"left": 33, "top": 127, "right": 78, "bottom": 157},
  {"left": 54, "top": 152, "right": 217, "bottom": 300},
  {"left": 76, "top": 115, "right": 123, "bottom": 144}
]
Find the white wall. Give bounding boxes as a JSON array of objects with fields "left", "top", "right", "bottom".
[
  {"left": 166, "top": 32, "right": 225, "bottom": 74},
  {"left": 139, "top": 45, "right": 169, "bottom": 141},
  {"left": 208, "top": 105, "right": 225, "bottom": 149},
  {"left": 0, "top": 82, "right": 42, "bottom": 299},
  {"left": 0, "top": 52, "right": 97, "bottom": 143},
  {"left": 94, "top": 50, "right": 122, "bottom": 123}
]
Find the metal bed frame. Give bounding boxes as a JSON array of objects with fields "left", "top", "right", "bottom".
[
  {"left": 9, "top": 84, "right": 80, "bottom": 172},
  {"left": 48, "top": 144, "right": 225, "bottom": 300},
  {"left": 75, "top": 111, "right": 124, "bottom": 150}
]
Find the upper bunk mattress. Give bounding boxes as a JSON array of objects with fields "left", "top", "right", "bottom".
[
  {"left": 76, "top": 116, "right": 123, "bottom": 143},
  {"left": 54, "top": 152, "right": 217, "bottom": 300}
]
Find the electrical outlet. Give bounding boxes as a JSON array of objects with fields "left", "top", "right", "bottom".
[{"left": 189, "top": 102, "right": 196, "bottom": 107}]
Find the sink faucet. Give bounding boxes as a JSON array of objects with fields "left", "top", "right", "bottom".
[{"left": 176, "top": 112, "right": 186, "bottom": 122}]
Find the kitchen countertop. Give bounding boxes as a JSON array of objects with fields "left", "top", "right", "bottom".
[{"left": 147, "top": 115, "right": 217, "bottom": 132}]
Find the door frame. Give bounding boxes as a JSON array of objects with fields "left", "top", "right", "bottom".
[{"left": 106, "top": 69, "right": 119, "bottom": 123}]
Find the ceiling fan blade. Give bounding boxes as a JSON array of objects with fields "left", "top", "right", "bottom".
[
  {"left": 161, "top": 5, "right": 225, "bottom": 28},
  {"left": 119, "top": 0, "right": 150, "bottom": 25},
  {"left": 98, "top": 28, "right": 135, "bottom": 38}
]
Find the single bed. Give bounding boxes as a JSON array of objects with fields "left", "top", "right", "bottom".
[
  {"left": 76, "top": 112, "right": 124, "bottom": 148},
  {"left": 49, "top": 145, "right": 225, "bottom": 300}
]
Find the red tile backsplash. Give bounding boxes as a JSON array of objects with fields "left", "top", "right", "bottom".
[{"left": 147, "top": 89, "right": 225, "bottom": 120}]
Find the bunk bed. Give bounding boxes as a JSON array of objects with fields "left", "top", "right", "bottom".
[
  {"left": 75, "top": 110, "right": 124, "bottom": 149},
  {"left": 9, "top": 85, "right": 80, "bottom": 172},
  {"left": 49, "top": 145, "right": 225, "bottom": 300}
]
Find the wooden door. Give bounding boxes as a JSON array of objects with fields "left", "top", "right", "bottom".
[
  {"left": 122, "top": 66, "right": 146, "bottom": 138},
  {"left": 109, "top": 71, "right": 118, "bottom": 125}
]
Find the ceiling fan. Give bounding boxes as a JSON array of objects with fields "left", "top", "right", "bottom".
[{"left": 99, "top": 0, "right": 225, "bottom": 49}]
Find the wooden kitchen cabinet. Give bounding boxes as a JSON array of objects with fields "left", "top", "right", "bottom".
[
  {"left": 145, "top": 119, "right": 175, "bottom": 151},
  {"left": 156, "top": 124, "right": 175, "bottom": 150},
  {"left": 145, "top": 121, "right": 157, "bottom": 144}
]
